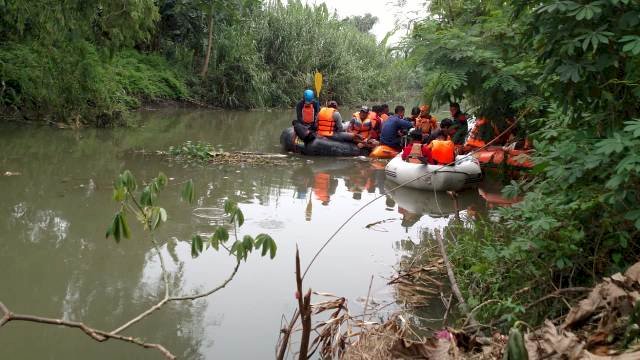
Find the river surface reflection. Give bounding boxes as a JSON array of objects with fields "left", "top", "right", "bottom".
[{"left": 0, "top": 109, "right": 495, "bottom": 359}]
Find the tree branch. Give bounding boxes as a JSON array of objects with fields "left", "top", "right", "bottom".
[
  {"left": 110, "top": 259, "right": 241, "bottom": 335},
  {"left": 0, "top": 302, "right": 175, "bottom": 359},
  {"left": 168, "top": 259, "right": 240, "bottom": 301}
]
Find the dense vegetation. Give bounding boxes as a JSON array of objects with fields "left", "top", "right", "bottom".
[
  {"left": 406, "top": 0, "right": 640, "bottom": 327},
  {"left": 0, "top": 0, "right": 402, "bottom": 125}
]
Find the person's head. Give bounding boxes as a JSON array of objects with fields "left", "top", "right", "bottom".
[
  {"left": 419, "top": 104, "right": 430, "bottom": 116},
  {"left": 436, "top": 130, "right": 448, "bottom": 140},
  {"left": 410, "top": 106, "right": 420, "bottom": 119},
  {"left": 440, "top": 118, "right": 453, "bottom": 130},
  {"left": 382, "top": 104, "right": 389, "bottom": 114},
  {"left": 359, "top": 106, "right": 369, "bottom": 120},
  {"left": 408, "top": 128, "right": 422, "bottom": 141},
  {"left": 394, "top": 105, "right": 405, "bottom": 118},
  {"left": 303, "top": 89, "right": 314, "bottom": 103},
  {"left": 372, "top": 105, "right": 381, "bottom": 115},
  {"left": 449, "top": 102, "right": 461, "bottom": 116},
  {"left": 328, "top": 100, "right": 338, "bottom": 109}
]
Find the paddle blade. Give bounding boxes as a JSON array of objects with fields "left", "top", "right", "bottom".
[{"left": 314, "top": 71, "right": 323, "bottom": 97}]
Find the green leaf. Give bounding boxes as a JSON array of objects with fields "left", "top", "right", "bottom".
[
  {"left": 268, "top": 238, "right": 277, "bottom": 259},
  {"left": 120, "top": 211, "right": 131, "bottom": 239},
  {"left": 140, "top": 186, "right": 154, "bottom": 206},
  {"left": 210, "top": 236, "right": 219, "bottom": 251},
  {"left": 157, "top": 172, "right": 168, "bottom": 188},
  {"left": 213, "top": 226, "right": 229, "bottom": 242},
  {"left": 224, "top": 199, "right": 236, "bottom": 214},
  {"left": 234, "top": 208, "right": 245, "bottom": 227},
  {"left": 625, "top": 210, "right": 640, "bottom": 229},
  {"left": 242, "top": 235, "right": 254, "bottom": 252},
  {"left": 191, "top": 235, "right": 203, "bottom": 257},
  {"left": 113, "top": 187, "right": 126, "bottom": 202},
  {"left": 623, "top": 120, "right": 640, "bottom": 138},
  {"left": 181, "top": 180, "right": 195, "bottom": 204},
  {"left": 122, "top": 170, "right": 137, "bottom": 191}
]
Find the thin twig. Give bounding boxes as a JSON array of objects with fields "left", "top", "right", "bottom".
[
  {"left": 0, "top": 302, "right": 176, "bottom": 359},
  {"left": 362, "top": 275, "right": 374, "bottom": 322}
]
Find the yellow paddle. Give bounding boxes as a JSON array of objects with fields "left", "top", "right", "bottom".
[{"left": 314, "top": 71, "right": 323, "bottom": 101}]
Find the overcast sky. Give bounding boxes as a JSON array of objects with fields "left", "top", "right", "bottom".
[{"left": 302, "top": 0, "right": 426, "bottom": 44}]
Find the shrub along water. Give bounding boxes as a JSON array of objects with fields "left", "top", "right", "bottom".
[
  {"left": 405, "top": 0, "right": 640, "bottom": 329},
  {"left": 1, "top": 0, "right": 405, "bottom": 124}
]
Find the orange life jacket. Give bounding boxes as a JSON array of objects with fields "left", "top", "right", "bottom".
[
  {"left": 407, "top": 143, "right": 424, "bottom": 164},
  {"left": 302, "top": 103, "right": 316, "bottom": 125},
  {"left": 466, "top": 117, "right": 499, "bottom": 148},
  {"left": 429, "top": 139, "right": 455, "bottom": 165},
  {"left": 349, "top": 112, "right": 377, "bottom": 139},
  {"left": 313, "top": 172, "right": 330, "bottom": 204},
  {"left": 416, "top": 115, "right": 438, "bottom": 135},
  {"left": 316, "top": 107, "right": 336, "bottom": 137}
]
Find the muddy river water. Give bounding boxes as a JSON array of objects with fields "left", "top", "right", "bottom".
[{"left": 0, "top": 108, "right": 498, "bottom": 359}]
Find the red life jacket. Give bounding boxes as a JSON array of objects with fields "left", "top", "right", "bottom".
[
  {"left": 302, "top": 103, "right": 315, "bottom": 125},
  {"left": 317, "top": 107, "right": 336, "bottom": 137}
]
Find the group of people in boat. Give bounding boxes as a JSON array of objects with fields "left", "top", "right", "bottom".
[{"left": 293, "top": 89, "right": 472, "bottom": 165}]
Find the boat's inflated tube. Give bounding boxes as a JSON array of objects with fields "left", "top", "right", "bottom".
[
  {"left": 385, "top": 154, "right": 482, "bottom": 191},
  {"left": 280, "top": 127, "right": 366, "bottom": 156}
]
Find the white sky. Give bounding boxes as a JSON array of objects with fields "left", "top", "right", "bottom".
[{"left": 303, "top": 0, "right": 426, "bottom": 45}]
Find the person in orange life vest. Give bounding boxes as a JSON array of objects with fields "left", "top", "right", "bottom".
[
  {"left": 428, "top": 131, "right": 456, "bottom": 165},
  {"left": 448, "top": 102, "right": 468, "bottom": 145},
  {"left": 316, "top": 101, "right": 346, "bottom": 140},
  {"left": 416, "top": 104, "right": 438, "bottom": 137},
  {"left": 381, "top": 103, "right": 391, "bottom": 117},
  {"left": 348, "top": 106, "right": 380, "bottom": 148},
  {"left": 401, "top": 129, "right": 433, "bottom": 164},
  {"left": 464, "top": 116, "right": 498, "bottom": 151},
  {"left": 293, "top": 89, "right": 320, "bottom": 143}
]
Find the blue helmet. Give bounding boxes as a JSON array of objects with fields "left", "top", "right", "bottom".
[{"left": 303, "top": 89, "right": 314, "bottom": 103}]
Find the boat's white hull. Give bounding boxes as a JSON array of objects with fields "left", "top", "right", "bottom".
[{"left": 385, "top": 155, "right": 482, "bottom": 191}]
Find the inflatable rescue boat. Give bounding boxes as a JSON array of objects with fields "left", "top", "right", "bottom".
[{"left": 385, "top": 155, "right": 482, "bottom": 191}]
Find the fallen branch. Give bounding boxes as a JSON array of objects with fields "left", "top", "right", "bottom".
[
  {"left": 525, "top": 286, "right": 591, "bottom": 310},
  {"left": 434, "top": 229, "right": 479, "bottom": 328},
  {"left": 0, "top": 302, "right": 175, "bottom": 359}
]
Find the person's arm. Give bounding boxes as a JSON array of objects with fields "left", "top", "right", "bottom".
[
  {"left": 333, "top": 112, "right": 343, "bottom": 132},
  {"left": 295, "top": 101, "right": 303, "bottom": 123},
  {"left": 401, "top": 119, "right": 414, "bottom": 130},
  {"left": 401, "top": 145, "right": 411, "bottom": 160}
]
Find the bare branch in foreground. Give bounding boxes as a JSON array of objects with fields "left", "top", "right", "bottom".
[
  {"left": 111, "top": 258, "right": 241, "bottom": 335},
  {"left": 0, "top": 302, "right": 175, "bottom": 359}
]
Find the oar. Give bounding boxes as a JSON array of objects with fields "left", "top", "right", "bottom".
[{"left": 314, "top": 71, "right": 323, "bottom": 103}]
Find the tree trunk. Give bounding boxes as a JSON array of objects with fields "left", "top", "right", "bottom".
[{"left": 200, "top": 1, "right": 215, "bottom": 78}]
